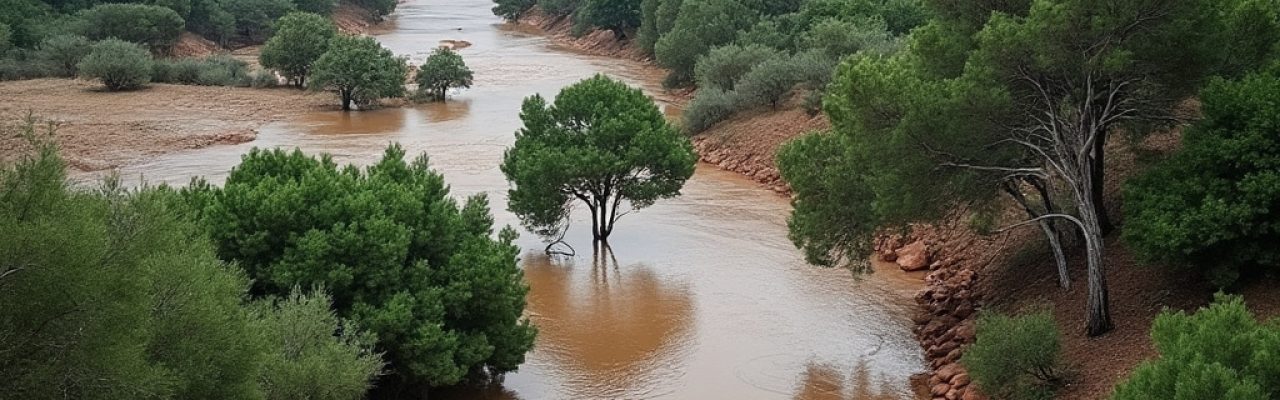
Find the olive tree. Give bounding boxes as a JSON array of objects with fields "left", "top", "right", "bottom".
[
  {"left": 308, "top": 35, "right": 408, "bottom": 111},
  {"left": 260, "top": 12, "right": 336, "bottom": 87},
  {"left": 413, "top": 47, "right": 472, "bottom": 101},
  {"left": 501, "top": 74, "right": 697, "bottom": 243},
  {"left": 75, "top": 3, "right": 184, "bottom": 53},
  {"left": 78, "top": 39, "right": 154, "bottom": 91}
]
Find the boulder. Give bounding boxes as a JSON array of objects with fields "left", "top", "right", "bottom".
[
  {"left": 961, "top": 389, "right": 988, "bottom": 400},
  {"left": 936, "top": 363, "right": 963, "bottom": 381},
  {"left": 931, "top": 383, "right": 951, "bottom": 397},
  {"left": 896, "top": 240, "right": 931, "bottom": 271},
  {"left": 950, "top": 373, "right": 971, "bottom": 387}
]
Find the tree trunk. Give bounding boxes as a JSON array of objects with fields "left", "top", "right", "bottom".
[
  {"left": 340, "top": 89, "right": 353, "bottom": 111},
  {"left": 1081, "top": 203, "right": 1112, "bottom": 336},
  {"left": 1091, "top": 134, "right": 1114, "bottom": 235},
  {"left": 1004, "top": 181, "right": 1070, "bottom": 289}
]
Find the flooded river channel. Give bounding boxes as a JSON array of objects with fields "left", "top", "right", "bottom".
[{"left": 115, "top": 0, "right": 927, "bottom": 398}]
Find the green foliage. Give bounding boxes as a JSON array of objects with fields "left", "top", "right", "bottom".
[
  {"left": 0, "top": 0, "right": 54, "bottom": 48},
  {"left": 653, "top": 0, "right": 681, "bottom": 35},
  {"left": 221, "top": 0, "right": 296, "bottom": 43},
  {"left": 797, "top": 0, "right": 927, "bottom": 36},
  {"left": 735, "top": 56, "right": 800, "bottom": 108},
  {"left": 152, "top": 54, "right": 248, "bottom": 86},
  {"left": 777, "top": 131, "right": 877, "bottom": 268},
  {"left": 187, "top": 144, "right": 536, "bottom": 389},
  {"left": 681, "top": 87, "right": 739, "bottom": 133},
  {"left": 0, "top": 124, "right": 381, "bottom": 400},
  {"left": 291, "top": 0, "right": 335, "bottom": 15},
  {"left": 492, "top": 0, "right": 536, "bottom": 20},
  {"left": 1111, "top": 295, "right": 1280, "bottom": 400},
  {"left": 352, "top": 0, "right": 396, "bottom": 21},
  {"left": 635, "top": 0, "right": 659, "bottom": 53},
  {"left": 35, "top": 34, "right": 90, "bottom": 77},
  {"left": 75, "top": 3, "right": 184, "bottom": 53},
  {"left": 693, "top": 43, "right": 779, "bottom": 91},
  {"left": 256, "top": 288, "right": 384, "bottom": 400},
  {"left": 414, "top": 47, "right": 473, "bottom": 101},
  {"left": 501, "top": 74, "right": 697, "bottom": 241},
  {"left": 77, "top": 39, "right": 153, "bottom": 90},
  {"left": 802, "top": 17, "right": 899, "bottom": 58},
  {"left": 1123, "top": 67, "right": 1280, "bottom": 287},
  {"left": 576, "top": 0, "right": 642, "bottom": 37},
  {"left": 188, "top": 0, "right": 236, "bottom": 44},
  {"left": 654, "top": 0, "right": 757, "bottom": 86},
  {"left": 538, "top": 0, "right": 579, "bottom": 16},
  {"left": 308, "top": 35, "right": 407, "bottom": 110},
  {"left": 260, "top": 12, "right": 336, "bottom": 87},
  {"left": 734, "top": 16, "right": 791, "bottom": 49},
  {"left": 249, "top": 70, "right": 280, "bottom": 88},
  {"left": 0, "top": 23, "right": 11, "bottom": 52},
  {"left": 0, "top": 49, "right": 57, "bottom": 80},
  {"left": 961, "top": 309, "right": 1064, "bottom": 400}
]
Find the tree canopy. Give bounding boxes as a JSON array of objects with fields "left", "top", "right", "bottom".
[
  {"left": 260, "top": 12, "right": 336, "bottom": 87},
  {"left": 414, "top": 47, "right": 473, "bottom": 101},
  {"left": 501, "top": 74, "right": 697, "bottom": 243},
  {"left": 74, "top": 3, "right": 184, "bottom": 53},
  {"left": 77, "top": 38, "right": 153, "bottom": 90},
  {"left": 185, "top": 144, "right": 536, "bottom": 391},
  {"left": 308, "top": 35, "right": 408, "bottom": 110}
]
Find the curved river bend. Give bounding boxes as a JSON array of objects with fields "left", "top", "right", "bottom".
[{"left": 116, "top": 1, "right": 927, "bottom": 398}]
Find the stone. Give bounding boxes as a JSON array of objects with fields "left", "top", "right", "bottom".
[
  {"left": 946, "top": 388, "right": 960, "bottom": 400},
  {"left": 936, "top": 363, "right": 963, "bottom": 381},
  {"left": 931, "top": 383, "right": 951, "bottom": 397},
  {"left": 950, "top": 373, "right": 971, "bottom": 387},
  {"left": 896, "top": 240, "right": 931, "bottom": 271},
  {"left": 961, "top": 388, "right": 988, "bottom": 400}
]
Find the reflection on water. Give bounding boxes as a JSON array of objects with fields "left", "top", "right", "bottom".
[{"left": 106, "top": 0, "right": 927, "bottom": 398}]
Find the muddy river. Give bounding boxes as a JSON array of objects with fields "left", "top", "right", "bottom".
[{"left": 114, "top": 0, "right": 927, "bottom": 398}]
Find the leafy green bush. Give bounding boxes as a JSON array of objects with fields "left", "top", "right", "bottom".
[
  {"left": 414, "top": 47, "right": 473, "bottom": 101},
  {"left": 961, "top": 309, "right": 1064, "bottom": 400},
  {"left": 0, "top": 23, "right": 11, "bottom": 52},
  {"left": 538, "top": 0, "right": 580, "bottom": 16},
  {"left": 492, "top": 0, "right": 537, "bottom": 20},
  {"left": 260, "top": 12, "right": 336, "bottom": 86},
  {"left": 654, "top": 0, "right": 757, "bottom": 86},
  {"left": 1111, "top": 295, "right": 1280, "bottom": 400},
  {"left": 635, "top": 0, "right": 660, "bottom": 53},
  {"left": 221, "top": 0, "right": 296, "bottom": 43},
  {"left": 249, "top": 70, "right": 280, "bottom": 88},
  {"left": 188, "top": 0, "right": 237, "bottom": 44},
  {"left": 736, "top": 56, "right": 803, "bottom": 108},
  {"left": 576, "top": 0, "right": 642, "bottom": 37},
  {"left": 36, "top": 34, "right": 91, "bottom": 77},
  {"left": 292, "top": 0, "right": 336, "bottom": 15},
  {"left": 0, "top": 126, "right": 382, "bottom": 400},
  {"left": 802, "top": 16, "right": 899, "bottom": 58},
  {"left": 694, "top": 43, "right": 780, "bottom": 91},
  {"left": 1123, "top": 67, "right": 1280, "bottom": 287},
  {"left": 75, "top": 4, "right": 185, "bottom": 53},
  {"left": 152, "top": 54, "right": 248, "bottom": 86},
  {"left": 78, "top": 39, "right": 153, "bottom": 90},
  {"left": 186, "top": 145, "right": 536, "bottom": 390},
  {"left": 0, "top": 49, "right": 57, "bottom": 81},
  {"left": 682, "top": 87, "right": 739, "bottom": 132},
  {"left": 735, "top": 16, "right": 792, "bottom": 50}
]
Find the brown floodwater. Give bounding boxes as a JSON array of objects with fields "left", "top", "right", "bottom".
[{"left": 112, "top": 0, "right": 927, "bottom": 398}]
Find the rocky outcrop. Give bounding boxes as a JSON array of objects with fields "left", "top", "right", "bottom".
[{"left": 694, "top": 138, "right": 790, "bottom": 195}]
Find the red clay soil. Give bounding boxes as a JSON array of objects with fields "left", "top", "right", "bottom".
[
  {"left": 693, "top": 102, "right": 829, "bottom": 195},
  {"left": 514, "top": 9, "right": 651, "bottom": 62}
]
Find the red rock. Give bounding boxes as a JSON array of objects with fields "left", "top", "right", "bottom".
[
  {"left": 961, "top": 388, "right": 988, "bottom": 400},
  {"left": 896, "top": 240, "right": 931, "bottom": 271},
  {"left": 946, "top": 388, "right": 960, "bottom": 400},
  {"left": 950, "top": 373, "right": 971, "bottom": 387},
  {"left": 931, "top": 383, "right": 950, "bottom": 397},
  {"left": 936, "top": 363, "right": 963, "bottom": 381}
]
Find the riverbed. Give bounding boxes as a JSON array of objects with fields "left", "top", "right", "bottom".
[{"left": 110, "top": 0, "right": 927, "bottom": 398}]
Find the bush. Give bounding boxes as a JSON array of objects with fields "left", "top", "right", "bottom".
[
  {"left": 249, "top": 70, "right": 280, "bottom": 88},
  {"left": 736, "top": 55, "right": 803, "bottom": 108},
  {"left": 538, "top": 0, "right": 580, "bottom": 16},
  {"left": 802, "top": 17, "right": 899, "bottom": 58},
  {"left": 961, "top": 309, "right": 1064, "bottom": 400},
  {"left": 1124, "top": 66, "right": 1280, "bottom": 287},
  {"left": 735, "top": 16, "right": 793, "bottom": 50},
  {"left": 186, "top": 145, "right": 536, "bottom": 389},
  {"left": 492, "top": 0, "right": 537, "bottom": 20},
  {"left": 682, "top": 87, "right": 740, "bottom": 133},
  {"left": 221, "top": 0, "right": 296, "bottom": 43},
  {"left": 353, "top": 0, "right": 396, "bottom": 21},
  {"left": 78, "top": 39, "right": 153, "bottom": 90},
  {"left": 188, "top": 0, "right": 237, "bottom": 44},
  {"left": 576, "top": 0, "right": 642, "bottom": 37},
  {"left": 75, "top": 4, "right": 185, "bottom": 53},
  {"left": 260, "top": 12, "right": 336, "bottom": 87},
  {"left": 0, "top": 49, "right": 57, "bottom": 81},
  {"left": 292, "top": 0, "right": 336, "bottom": 15},
  {"left": 694, "top": 43, "right": 781, "bottom": 91},
  {"left": 654, "top": 0, "right": 758, "bottom": 86},
  {"left": 152, "top": 54, "right": 248, "bottom": 86},
  {"left": 1111, "top": 295, "right": 1280, "bottom": 400},
  {"left": 0, "top": 23, "right": 11, "bottom": 52},
  {"left": 36, "top": 34, "right": 92, "bottom": 77},
  {"left": 256, "top": 288, "right": 384, "bottom": 400}
]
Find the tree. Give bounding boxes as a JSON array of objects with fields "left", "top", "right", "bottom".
[
  {"left": 36, "top": 34, "right": 92, "bottom": 77},
  {"left": 801, "top": 17, "right": 899, "bottom": 58},
  {"left": 351, "top": 0, "right": 396, "bottom": 21},
  {"left": 291, "top": 0, "right": 335, "bottom": 15},
  {"left": 221, "top": 0, "right": 296, "bottom": 43},
  {"left": 1124, "top": 67, "right": 1280, "bottom": 287},
  {"left": 75, "top": 3, "right": 184, "bottom": 53},
  {"left": 491, "top": 0, "right": 536, "bottom": 20},
  {"left": 187, "top": 145, "right": 536, "bottom": 392},
  {"left": 308, "top": 35, "right": 407, "bottom": 111},
  {"left": 635, "top": 0, "right": 660, "bottom": 53},
  {"left": 0, "top": 23, "right": 11, "bottom": 52},
  {"left": 414, "top": 47, "right": 473, "bottom": 101},
  {"left": 187, "top": 0, "right": 236, "bottom": 45},
  {"left": 260, "top": 12, "right": 336, "bottom": 87},
  {"left": 693, "top": 43, "right": 780, "bottom": 91},
  {"left": 654, "top": 0, "right": 756, "bottom": 85},
  {"left": 0, "top": 123, "right": 382, "bottom": 400},
  {"left": 501, "top": 74, "right": 697, "bottom": 243},
  {"left": 961, "top": 309, "right": 1065, "bottom": 400},
  {"left": 735, "top": 55, "right": 802, "bottom": 108},
  {"left": 78, "top": 39, "right": 153, "bottom": 91},
  {"left": 778, "top": 0, "right": 1279, "bottom": 336},
  {"left": 1111, "top": 295, "right": 1280, "bottom": 400},
  {"left": 576, "top": 0, "right": 642, "bottom": 39}
]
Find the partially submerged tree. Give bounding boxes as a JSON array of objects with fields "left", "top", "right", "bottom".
[
  {"left": 260, "top": 12, "right": 336, "bottom": 87},
  {"left": 501, "top": 74, "right": 697, "bottom": 243},
  {"left": 414, "top": 47, "right": 473, "bottom": 101},
  {"left": 778, "top": 0, "right": 1279, "bottom": 336},
  {"left": 308, "top": 35, "right": 408, "bottom": 111}
]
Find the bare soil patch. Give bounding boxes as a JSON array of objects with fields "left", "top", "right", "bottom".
[{"left": 1, "top": 79, "right": 334, "bottom": 171}]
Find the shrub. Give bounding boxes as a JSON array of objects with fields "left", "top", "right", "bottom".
[
  {"left": 249, "top": 70, "right": 280, "bottom": 88},
  {"left": 802, "top": 17, "right": 900, "bottom": 58},
  {"left": 635, "top": 0, "right": 660, "bottom": 53},
  {"left": 1123, "top": 67, "right": 1280, "bottom": 287},
  {"left": 353, "top": 0, "right": 396, "bottom": 21},
  {"left": 221, "top": 0, "right": 296, "bottom": 43},
  {"left": 538, "top": 0, "right": 580, "bottom": 16},
  {"left": 292, "top": 0, "right": 336, "bottom": 15},
  {"left": 78, "top": 39, "right": 153, "bottom": 90},
  {"left": 654, "top": 0, "right": 758, "bottom": 86},
  {"left": 694, "top": 43, "right": 781, "bottom": 91},
  {"left": 36, "top": 34, "right": 92, "bottom": 77},
  {"left": 0, "top": 49, "right": 57, "bottom": 81},
  {"left": 576, "top": 0, "right": 642, "bottom": 38},
  {"left": 736, "top": 56, "right": 803, "bottom": 108},
  {"left": 75, "top": 4, "right": 185, "bottom": 53},
  {"left": 188, "top": 0, "right": 236, "bottom": 45},
  {"left": 256, "top": 288, "right": 384, "bottom": 400},
  {"left": 1111, "top": 295, "right": 1280, "bottom": 400},
  {"left": 0, "top": 23, "right": 11, "bottom": 52},
  {"left": 961, "top": 309, "right": 1064, "bottom": 400},
  {"left": 735, "top": 16, "right": 793, "bottom": 50},
  {"left": 152, "top": 54, "right": 248, "bottom": 86},
  {"left": 682, "top": 87, "right": 740, "bottom": 133},
  {"left": 414, "top": 47, "right": 472, "bottom": 101}
]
